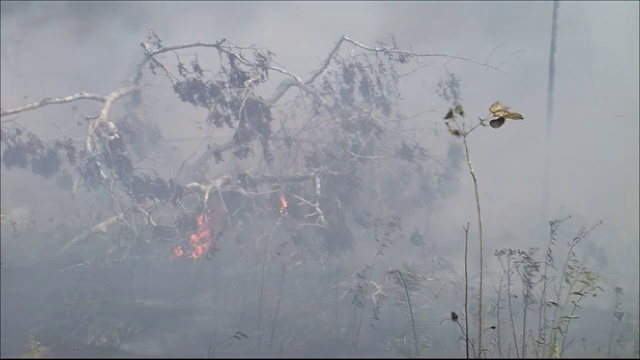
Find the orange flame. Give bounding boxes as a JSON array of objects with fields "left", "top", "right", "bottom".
[
  {"left": 170, "top": 245, "right": 184, "bottom": 261},
  {"left": 170, "top": 211, "right": 214, "bottom": 261},
  {"left": 279, "top": 194, "right": 288, "bottom": 216}
]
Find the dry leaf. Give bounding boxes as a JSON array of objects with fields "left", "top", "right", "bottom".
[
  {"left": 444, "top": 104, "right": 465, "bottom": 120},
  {"left": 489, "top": 101, "right": 524, "bottom": 120},
  {"left": 443, "top": 108, "right": 455, "bottom": 120},
  {"left": 489, "top": 117, "right": 506, "bottom": 129},
  {"left": 454, "top": 104, "right": 465, "bottom": 117},
  {"left": 502, "top": 111, "right": 524, "bottom": 120},
  {"left": 448, "top": 127, "right": 462, "bottom": 137},
  {"left": 489, "top": 101, "right": 509, "bottom": 115}
]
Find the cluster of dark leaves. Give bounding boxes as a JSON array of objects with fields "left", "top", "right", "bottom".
[
  {"left": 99, "top": 136, "right": 178, "bottom": 204},
  {"left": 319, "top": 53, "right": 401, "bottom": 117},
  {"left": 171, "top": 49, "right": 274, "bottom": 161},
  {"left": 125, "top": 173, "right": 173, "bottom": 203},
  {"left": 0, "top": 126, "right": 62, "bottom": 179},
  {"left": 290, "top": 46, "right": 420, "bottom": 253},
  {"left": 0, "top": 123, "right": 181, "bottom": 205},
  {"left": 437, "top": 72, "right": 463, "bottom": 105},
  {"left": 302, "top": 51, "right": 403, "bottom": 207}
]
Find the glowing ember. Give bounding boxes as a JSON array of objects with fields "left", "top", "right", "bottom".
[
  {"left": 170, "top": 210, "right": 214, "bottom": 261},
  {"left": 170, "top": 245, "right": 184, "bottom": 261},
  {"left": 279, "top": 193, "right": 288, "bottom": 216}
]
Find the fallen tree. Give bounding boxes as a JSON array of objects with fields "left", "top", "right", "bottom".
[{"left": 1, "top": 31, "right": 492, "bottom": 264}]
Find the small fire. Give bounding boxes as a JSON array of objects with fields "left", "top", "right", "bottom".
[
  {"left": 170, "top": 211, "right": 214, "bottom": 261},
  {"left": 279, "top": 193, "right": 288, "bottom": 216},
  {"left": 171, "top": 245, "right": 184, "bottom": 260}
]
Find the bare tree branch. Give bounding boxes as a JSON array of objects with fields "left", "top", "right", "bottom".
[
  {"left": 1, "top": 85, "right": 137, "bottom": 119},
  {"left": 189, "top": 140, "right": 238, "bottom": 176},
  {"left": 59, "top": 213, "right": 122, "bottom": 252},
  {"left": 342, "top": 36, "right": 505, "bottom": 72},
  {"left": 1, "top": 92, "right": 104, "bottom": 117}
]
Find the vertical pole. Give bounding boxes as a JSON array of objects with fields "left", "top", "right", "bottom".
[{"left": 543, "top": 0, "right": 560, "bottom": 225}]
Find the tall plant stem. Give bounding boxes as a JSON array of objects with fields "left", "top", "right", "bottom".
[
  {"left": 504, "top": 257, "right": 520, "bottom": 358},
  {"left": 521, "top": 274, "right": 529, "bottom": 358},
  {"left": 353, "top": 236, "right": 385, "bottom": 349},
  {"left": 269, "top": 263, "right": 286, "bottom": 351},
  {"left": 257, "top": 218, "right": 281, "bottom": 349},
  {"left": 543, "top": 0, "right": 560, "bottom": 225},
  {"left": 395, "top": 269, "right": 420, "bottom": 357},
  {"left": 463, "top": 223, "right": 471, "bottom": 359},
  {"left": 257, "top": 246, "right": 267, "bottom": 349},
  {"left": 462, "top": 134, "right": 484, "bottom": 357},
  {"left": 538, "top": 225, "right": 554, "bottom": 356},
  {"left": 496, "top": 275, "right": 505, "bottom": 358}
]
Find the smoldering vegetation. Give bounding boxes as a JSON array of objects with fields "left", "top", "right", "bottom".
[{"left": 1, "top": 1, "right": 638, "bottom": 359}]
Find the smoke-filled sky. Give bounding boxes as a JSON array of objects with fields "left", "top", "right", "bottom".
[{"left": 1, "top": 0, "right": 638, "bottom": 299}]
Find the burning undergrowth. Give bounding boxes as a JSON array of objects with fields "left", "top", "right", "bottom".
[{"left": 171, "top": 209, "right": 216, "bottom": 261}]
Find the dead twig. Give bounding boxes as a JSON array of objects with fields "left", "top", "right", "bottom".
[
  {"left": 342, "top": 36, "right": 504, "bottom": 72},
  {"left": 59, "top": 214, "right": 122, "bottom": 252}
]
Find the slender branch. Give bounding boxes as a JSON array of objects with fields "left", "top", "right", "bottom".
[
  {"left": 1, "top": 84, "right": 138, "bottom": 158},
  {"left": 2, "top": 92, "right": 103, "bottom": 117},
  {"left": 463, "top": 222, "right": 471, "bottom": 360},
  {"left": 516, "top": 266, "right": 529, "bottom": 358},
  {"left": 59, "top": 213, "right": 122, "bottom": 252},
  {"left": 1, "top": 85, "right": 137, "bottom": 119},
  {"left": 543, "top": 0, "right": 560, "bottom": 226},
  {"left": 130, "top": 39, "right": 228, "bottom": 85},
  {"left": 462, "top": 132, "right": 485, "bottom": 358},
  {"left": 269, "top": 263, "right": 287, "bottom": 351},
  {"left": 395, "top": 269, "right": 420, "bottom": 357},
  {"left": 500, "top": 255, "right": 520, "bottom": 358},
  {"left": 288, "top": 192, "right": 326, "bottom": 226},
  {"left": 538, "top": 225, "right": 554, "bottom": 355},
  {"left": 254, "top": 174, "right": 314, "bottom": 184},
  {"left": 306, "top": 36, "right": 348, "bottom": 85},
  {"left": 342, "top": 36, "right": 505, "bottom": 72},
  {"left": 257, "top": 244, "right": 267, "bottom": 349},
  {"left": 548, "top": 240, "right": 581, "bottom": 356},
  {"left": 447, "top": 317, "right": 477, "bottom": 358},
  {"left": 495, "top": 274, "right": 506, "bottom": 358},
  {"left": 560, "top": 294, "right": 585, "bottom": 356},
  {"left": 189, "top": 140, "right": 239, "bottom": 176}
]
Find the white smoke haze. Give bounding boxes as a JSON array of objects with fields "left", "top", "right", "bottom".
[{"left": 1, "top": 1, "right": 638, "bottom": 358}]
